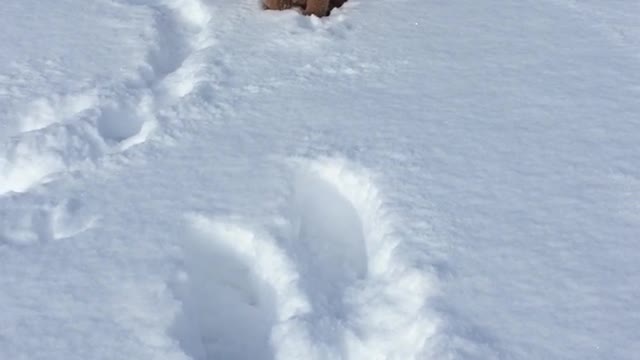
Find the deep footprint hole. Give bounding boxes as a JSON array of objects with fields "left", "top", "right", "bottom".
[
  {"left": 172, "top": 219, "right": 277, "bottom": 360},
  {"left": 97, "top": 106, "right": 145, "bottom": 142},
  {"left": 288, "top": 168, "right": 368, "bottom": 315}
]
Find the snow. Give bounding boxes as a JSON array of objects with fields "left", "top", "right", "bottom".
[{"left": 1, "top": 0, "right": 639, "bottom": 359}]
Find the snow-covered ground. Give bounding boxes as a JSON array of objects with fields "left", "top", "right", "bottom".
[{"left": 1, "top": 0, "right": 639, "bottom": 359}]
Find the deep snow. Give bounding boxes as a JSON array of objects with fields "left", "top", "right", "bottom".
[{"left": 1, "top": 0, "right": 639, "bottom": 359}]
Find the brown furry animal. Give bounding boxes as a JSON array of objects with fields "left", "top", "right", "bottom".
[{"left": 263, "top": 0, "right": 346, "bottom": 17}]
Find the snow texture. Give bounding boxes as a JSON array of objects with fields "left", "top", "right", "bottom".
[{"left": 1, "top": 0, "right": 639, "bottom": 359}]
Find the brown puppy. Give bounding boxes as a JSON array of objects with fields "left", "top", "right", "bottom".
[
  {"left": 263, "top": 0, "right": 292, "bottom": 10},
  {"left": 263, "top": 0, "right": 331, "bottom": 17},
  {"left": 303, "top": 0, "right": 329, "bottom": 16}
]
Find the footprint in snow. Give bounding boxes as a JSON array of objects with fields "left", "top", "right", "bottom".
[
  {"left": 172, "top": 215, "right": 280, "bottom": 360},
  {"left": 0, "top": 197, "right": 97, "bottom": 246}
]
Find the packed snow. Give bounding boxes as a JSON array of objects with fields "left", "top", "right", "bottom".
[{"left": 1, "top": 0, "right": 639, "bottom": 359}]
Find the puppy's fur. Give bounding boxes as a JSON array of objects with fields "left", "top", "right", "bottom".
[{"left": 263, "top": 0, "right": 345, "bottom": 17}]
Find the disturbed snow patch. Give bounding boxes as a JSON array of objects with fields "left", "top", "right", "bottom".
[
  {"left": 16, "top": 92, "right": 98, "bottom": 133},
  {"left": 0, "top": 196, "right": 97, "bottom": 246}
]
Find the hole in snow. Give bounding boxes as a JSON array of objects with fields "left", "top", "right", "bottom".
[
  {"left": 97, "top": 105, "right": 145, "bottom": 142},
  {"left": 172, "top": 216, "right": 277, "bottom": 360},
  {"left": 285, "top": 164, "right": 368, "bottom": 317}
]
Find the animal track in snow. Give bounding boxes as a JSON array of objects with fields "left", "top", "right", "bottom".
[
  {"left": 142, "top": 0, "right": 214, "bottom": 99},
  {"left": 96, "top": 93, "right": 158, "bottom": 150},
  {"left": 0, "top": 196, "right": 96, "bottom": 246},
  {"left": 48, "top": 198, "right": 98, "bottom": 240},
  {"left": 172, "top": 214, "right": 312, "bottom": 360},
  {"left": 278, "top": 157, "right": 443, "bottom": 359}
]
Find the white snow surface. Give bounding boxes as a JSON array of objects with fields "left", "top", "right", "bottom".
[{"left": 1, "top": 0, "right": 639, "bottom": 359}]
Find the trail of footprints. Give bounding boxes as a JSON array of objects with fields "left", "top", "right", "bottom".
[
  {"left": 0, "top": 1, "right": 435, "bottom": 357},
  {"left": 0, "top": 0, "right": 362, "bottom": 217},
  {"left": 174, "top": 158, "right": 439, "bottom": 360},
  {"left": 0, "top": 0, "right": 213, "bottom": 196},
  {"left": 0, "top": 0, "right": 214, "bottom": 247}
]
